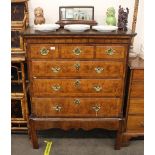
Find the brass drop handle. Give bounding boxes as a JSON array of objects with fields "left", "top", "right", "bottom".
[
  {"left": 51, "top": 84, "right": 61, "bottom": 91},
  {"left": 74, "top": 63, "right": 80, "bottom": 71},
  {"left": 106, "top": 48, "right": 115, "bottom": 55},
  {"left": 92, "top": 105, "right": 101, "bottom": 116},
  {"left": 93, "top": 85, "right": 102, "bottom": 92},
  {"left": 74, "top": 99, "right": 80, "bottom": 105},
  {"left": 53, "top": 104, "right": 62, "bottom": 112},
  {"left": 72, "top": 47, "right": 82, "bottom": 56},
  {"left": 95, "top": 67, "right": 104, "bottom": 74},
  {"left": 51, "top": 67, "right": 61, "bottom": 73},
  {"left": 40, "top": 46, "right": 55, "bottom": 56},
  {"left": 74, "top": 80, "right": 81, "bottom": 87}
]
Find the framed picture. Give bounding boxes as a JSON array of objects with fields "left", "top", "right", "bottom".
[
  {"left": 57, "top": 6, "right": 97, "bottom": 27},
  {"left": 59, "top": 6, "right": 94, "bottom": 21}
]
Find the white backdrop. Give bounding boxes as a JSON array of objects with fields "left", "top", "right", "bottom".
[{"left": 28, "top": 0, "right": 144, "bottom": 54}]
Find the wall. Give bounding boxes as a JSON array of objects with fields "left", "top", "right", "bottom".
[{"left": 28, "top": 0, "right": 144, "bottom": 54}]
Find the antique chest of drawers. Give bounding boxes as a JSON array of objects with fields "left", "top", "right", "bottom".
[
  {"left": 23, "top": 28, "right": 136, "bottom": 149},
  {"left": 120, "top": 57, "right": 144, "bottom": 147}
]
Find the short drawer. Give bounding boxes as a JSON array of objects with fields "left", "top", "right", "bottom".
[
  {"left": 130, "top": 81, "right": 144, "bottom": 98},
  {"left": 127, "top": 116, "right": 144, "bottom": 132},
  {"left": 96, "top": 45, "right": 126, "bottom": 59},
  {"left": 29, "top": 44, "right": 59, "bottom": 59},
  {"left": 132, "top": 70, "right": 144, "bottom": 81},
  {"left": 128, "top": 99, "right": 144, "bottom": 115},
  {"left": 32, "top": 79, "right": 123, "bottom": 97},
  {"left": 31, "top": 60, "right": 124, "bottom": 78},
  {"left": 32, "top": 97, "right": 122, "bottom": 117},
  {"left": 60, "top": 45, "right": 94, "bottom": 59}
]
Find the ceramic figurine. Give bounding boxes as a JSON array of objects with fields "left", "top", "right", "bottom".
[
  {"left": 118, "top": 5, "right": 129, "bottom": 31},
  {"left": 34, "top": 7, "right": 45, "bottom": 25},
  {"left": 106, "top": 7, "right": 116, "bottom": 26}
]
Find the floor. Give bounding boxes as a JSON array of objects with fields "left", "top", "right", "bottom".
[{"left": 11, "top": 129, "right": 144, "bottom": 155}]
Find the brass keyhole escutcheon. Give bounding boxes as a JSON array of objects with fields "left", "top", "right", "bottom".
[
  {"left": 40, "top": 47, "right": 49, "bottom": 56},
  {"left": 106, "top": 48, "right": 115, "bottom": 55},
  {"left": 73, "top": 47, "right": 82, "bottom": 56},
  {"left": 51, "top": 67, "right": 61, "bottom": 73},
  {"left": 51, "top": 85, "right": 61, "bottom": 91},
  {"left": 74, "top": 80, "right": 81, "bottom": 87},
  {"left": 93, "top": 85, "right": 102, "bottom": 92},
  {"left": 74, "top": 99, "right": 81, "bottom": 105},
  {"left": 74, "top": 63, "right": 80, "bottom": 71},
  {"left": 92, "top": 104, "right": 101, "bottom": 116},
  {"left": 53, "top": 104, "right": 62, "bottom": 112},
  {"left": 95, "top": 67, "right": 104, "bottom": 74}
]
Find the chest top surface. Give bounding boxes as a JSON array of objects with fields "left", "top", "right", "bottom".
[{"left": 23, "top": 27, "right": 136, "bottom": 37}]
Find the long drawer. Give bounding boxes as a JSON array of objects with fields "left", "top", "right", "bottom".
[
  {"left": 127, "top": 116, "right": 144, "bottom": 132},
  {"left": 32, "top": 79, "right": 123, "bottom": 97},
  {"left": 31, "top": 60, "right": 124, "bottom": 78},
  {"left": 32, "top": 97, "right": 122, "bottom": 117}
]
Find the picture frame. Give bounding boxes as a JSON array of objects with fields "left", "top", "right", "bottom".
[{"left": 56, "top": 6, "right": 97, "bottom": 27}]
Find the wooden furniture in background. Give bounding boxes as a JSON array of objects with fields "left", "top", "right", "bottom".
[
  {"left": 11, "top": 52, "right": 29, "bottom": 131},
  {"left": 121, "top": 57, "right": 144, "bottom": 147},
  {"left": 23, "top": 28, "right": 136, "bottom": 149},
  {"left": 11, "top": 0, "right": 29, "bottom": 131}
]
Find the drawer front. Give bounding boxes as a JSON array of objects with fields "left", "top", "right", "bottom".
[
  {"left": 32, "top": 98, "right": 122, "bottom": 117},
  {"left": 29, "top": 44, "right": 59, "bottom": 59},
  {"left": 96, "top": 45, "right": 126, "bottom": 59},
  {"left": 132, "top": 70, "right": 144, "bottom": 81},
  {"left": 130, "top": 81, "right": 144, "bottom": 98},
  {"left": 60, "top": 45, "right": 94, "bottom": 59},
  {"left": 32, "top": 79, "right": 122, "bottom": 97},
  {"left": 127, "top": 116, "right": 144, "bottom": 132},
  {"left": 128, "top": 99, "right": 144, "bottom": 115},
  {"left": 31, "top": 61, "right": 124, "bottom": 78}
]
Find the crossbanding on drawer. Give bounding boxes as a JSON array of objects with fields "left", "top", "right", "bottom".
[
  {"left": 32, "top": 79, "right": 123, "bottom": 97},
  {"left": 32, "top": 97, "right": 122, "bottom": 117},
  {"left": 31, "top": 60, "right": 124, "bottom": 78}
]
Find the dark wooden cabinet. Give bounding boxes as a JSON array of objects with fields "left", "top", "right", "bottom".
[
  {"left": 23, "top": 28, "right": 136, "bottom": 149},
  {"left": 120, "top": 57, "right": 144, "bottom": 147}
]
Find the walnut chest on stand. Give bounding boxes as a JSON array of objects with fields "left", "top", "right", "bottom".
[{"left": 23, "top": 28, "right": 136, "bottom": 149}]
